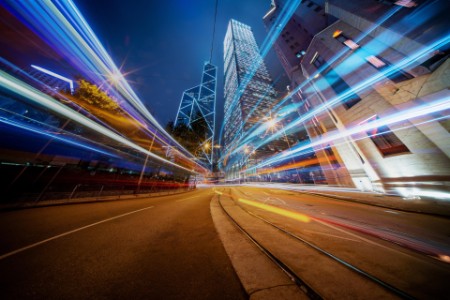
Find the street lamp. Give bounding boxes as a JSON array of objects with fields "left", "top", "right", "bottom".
[
  {"left": 106, "top": 70, "right": 123, "bottom": 86},
  {"left": 136, "top": 132, "right": 157, "bottom": 193},
  {"left": 267, "top": 117, "right": 277, "bottom": 129}
]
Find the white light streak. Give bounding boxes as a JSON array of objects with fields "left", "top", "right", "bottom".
[
  {"left": 0, "top": 71, "right": 195, "bottom": 173},
  {"left": 31, "top": 64, "right": 74, "bottom": 94}
]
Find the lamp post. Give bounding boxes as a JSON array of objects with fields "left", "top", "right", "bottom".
[{"left": 136, "top": 132, "right": 157, "bottom": 193}]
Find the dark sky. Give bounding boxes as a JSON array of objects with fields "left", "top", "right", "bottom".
[{"left": 75, "top": 0, "right": 287, "bottom": 130}]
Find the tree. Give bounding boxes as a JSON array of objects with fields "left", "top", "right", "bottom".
[
  {"left": 190, "top": 111, "right": 208, "bottom": 140},
  {"left": 73, "top": 79, "right": 119, "bottom": 112},
  {"left": 166, "top": 120, "right": 204, "bottom": 155}
]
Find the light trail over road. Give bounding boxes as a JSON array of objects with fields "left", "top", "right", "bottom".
[{"left": 213, "top": 186, "right": 450, "bottom": 299}]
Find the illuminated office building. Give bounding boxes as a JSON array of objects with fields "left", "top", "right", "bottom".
[
  {"left": 263, "top": 0, "right": 450, "bottom": 197},
  {"left": 222, "top": 19, "right": 279, "bottom": 179}
]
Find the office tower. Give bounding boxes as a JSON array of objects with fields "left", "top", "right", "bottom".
[
  {"left": 263, "top": 0, "right": 450, "bottom": 196},
  {"left": 222, "top": 19, "right": 279, "bottom": 179},
  {"left": 175, "top": 62, "right": 217, "bottom": 168}
]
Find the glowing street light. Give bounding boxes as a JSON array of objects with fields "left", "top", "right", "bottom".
[
  {"left": 267, "top": 118, "right": 277, "bottom": 129},
  {"left": 106, "top": 70, "right": 124, "bottom": 86}
]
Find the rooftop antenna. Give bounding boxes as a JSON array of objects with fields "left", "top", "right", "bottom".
[{"left": 209, "top": 0, "right": 219, "bottom": 63}]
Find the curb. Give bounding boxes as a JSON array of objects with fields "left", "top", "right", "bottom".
[{"left": 210, "top": 194, "right": 307, "bottom": 300}]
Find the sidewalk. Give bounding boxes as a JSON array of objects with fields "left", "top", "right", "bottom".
[
  {"left": 240, "top": 182, "right": 450, "bottom": 218},
  {"left": 0, "top": 188, "right": 195, "bottom": 211}
]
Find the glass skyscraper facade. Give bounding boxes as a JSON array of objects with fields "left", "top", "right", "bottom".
[
  {"left": 175, "top": 62, "right": 217, "bottom": 168},
  {"left": 222, "top": 19, "right": 277, "bottom": 177}
]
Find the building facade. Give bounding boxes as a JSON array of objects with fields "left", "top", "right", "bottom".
[
  {"left": 263, "top": 0, "right": 450, "bottom": 197},
  {"left": 222, "top": 19, "right": 280, "bottom": 180},
  {"left": 175, "top": 62, "right": 217, "bottom": 168}
]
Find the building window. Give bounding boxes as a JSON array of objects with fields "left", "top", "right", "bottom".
[
  {"left": 325, "top": 69, "right": 361, "bottom": 109},
  {"left": 312, "top": 55, "right": 325, "bottom": 68},
  {"left": 296, "top": 50, "right": 306, "bottom": 58},
  {"left": 394, "top": 0, "right": 417, "bottom": 7},
  {"left": 366, "top": 55, "right": 386, "bottom": 68},
  {"left": 420, "top": 49, "right": 449, "bottom": 71},
  {"left": 376, "top": 0, "right": 417, "bottom": 7},
  {"left": 334, "top": 30, "right": 413, "bottom": 83},
  {"left": 363, "top": 115, "right": 410, "bottom": 156},
  {"left": 311, "top": 54, "right": 361, "bottom": 109},
  {"left": 366, "top": 55, "right": 414, "bottom": 83},
  {"left": 333, "top": 30, "right": 360, "bottom": 50}
]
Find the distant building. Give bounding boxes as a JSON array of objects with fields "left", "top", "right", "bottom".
[
  {"left": 175, "top": 62, "right": 217, "bottom": 168},
  {"left": 263, "top": 0, "right": 450, "bottom": 197},
  {"left": 222, "top": 19, "right": 285, "bottom": 180}
]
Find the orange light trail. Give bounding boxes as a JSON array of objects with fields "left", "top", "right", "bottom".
[{"left": 238, "top": 198, "right": 310, "bottom": 223}]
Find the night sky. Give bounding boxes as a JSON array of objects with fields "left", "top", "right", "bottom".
[{"left": 75, "top": 0, "right": 287, "bottom": 130}]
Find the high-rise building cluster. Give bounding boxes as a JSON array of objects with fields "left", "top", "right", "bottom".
[{"left": 174, "top": 0, "right": 449, "bottom": 196}]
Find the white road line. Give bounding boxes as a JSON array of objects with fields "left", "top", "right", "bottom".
[
  {"left": 272, "top": 197, "right": 286, "bottom": 205},
  {"left": 176, "top": 196, "right": 200, "bottom": 202},
  {"left": 0, "top": 205, "right": 155, "bottom": 261},
  {"left": 303, "top": 229, "right": 359, "bottom": 242},
  {"left": 385, "top": 210, "right": 400, "bottom": 214},
  {"left": 313, "top": 218, "right": 416, "bottom": 258}
]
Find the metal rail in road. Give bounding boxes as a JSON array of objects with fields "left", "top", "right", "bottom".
[{"left": 217, "top": 191, "right": 415, "bottom": 300}]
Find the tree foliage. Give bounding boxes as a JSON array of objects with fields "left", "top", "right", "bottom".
[
  {"left": 73, "top": 79, "right": 119, "bottom": 112},
  {"left": 191, "top": 111, "right": 208, "bottom": 140},
  {"left": 166, "top": 112, "right": 208, "bottom": 155}
]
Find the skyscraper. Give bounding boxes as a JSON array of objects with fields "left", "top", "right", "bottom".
[
  {"left": 222, "top": 19, "right": 278, "bottom": 179},
  {"left": 175, "top": 62, "right": 217, "bottom": 168}
]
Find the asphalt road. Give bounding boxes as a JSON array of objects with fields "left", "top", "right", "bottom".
[
  {"left": 0, "top": 188, "right": 246, "bottom": 299},
  {"left": 2, "top": 186, "right": 449, "bottom": 299}
]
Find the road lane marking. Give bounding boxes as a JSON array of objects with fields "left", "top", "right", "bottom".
[
  {"left": 176, "top": 196, "right": 200, "bottom": 202},
  {"left": 303, "top": 229, "right": 359, "bottom": 242},
  {"left": 262, "top": 197, "right": 286, "bottom": 205},
  {"left": 0, "top": 205, "right": 155, "bottom": 261},
  {"left": 312, "top": 218, "right": 416, "bottom": 259},
  {"left": 384, "top": 210, "right": 400, "bottom": 214}
]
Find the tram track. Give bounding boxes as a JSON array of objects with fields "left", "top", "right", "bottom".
[{"left": 216, "top": 189, "right": 416, "bottom": 299}]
